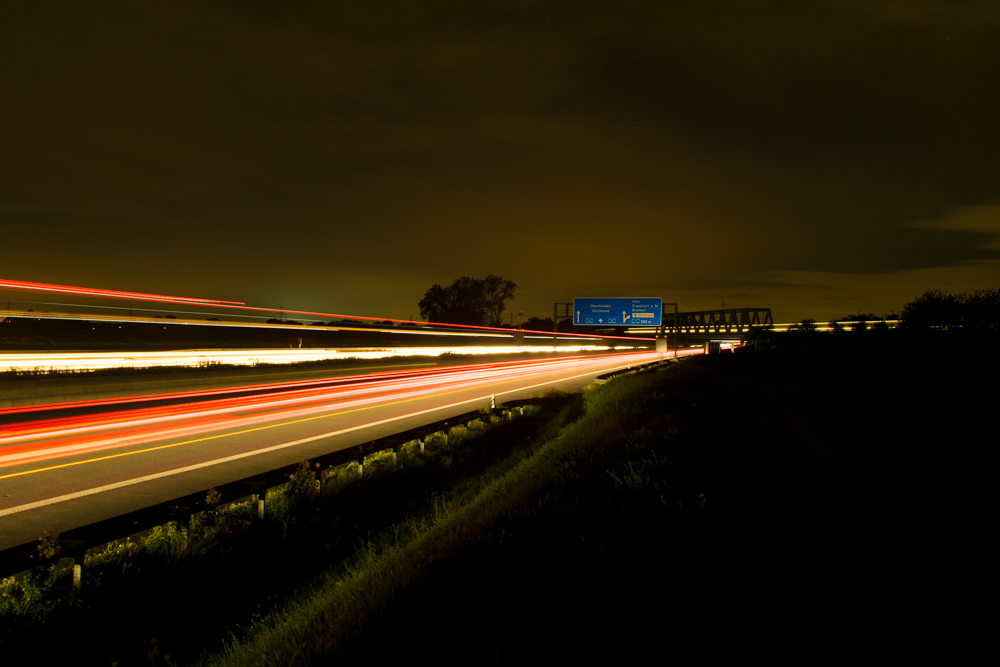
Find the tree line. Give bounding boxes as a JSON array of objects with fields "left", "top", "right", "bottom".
[
  {"left": 746, "top": 287, "right": 1000, "bottom": 351},
  {"left": 418, "top": 275, "right": 517, "bottom": 327},
  {"left": 900, "top": 288, "right": 1000, "bottom": 331},
  {"left": 416, "top": 281, "right": 1000, "bottom": 334}
]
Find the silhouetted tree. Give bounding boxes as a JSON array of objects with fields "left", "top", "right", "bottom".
[
  {"left": 418, "top": 274, "right": 517, "bottom": 326},
  {"left": 901, "top": 289, "right": 1000, "bottom": 331},
  {"left": 480, "top": 274, "right": 518, "bottom": 327},
  {"left": 964, "top": 289, "right": 1000, "bottom": 331}
]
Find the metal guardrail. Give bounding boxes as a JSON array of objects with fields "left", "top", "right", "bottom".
[
  {"left": 593, "top": 358, "right": 672, "bottom": 384},
  {"left": 0, "top": 397, "right": 538, "bottom": 580}
]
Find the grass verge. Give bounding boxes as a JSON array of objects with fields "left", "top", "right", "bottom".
[
  {"left": 0, "top": 396, "right": 576, "bottom": 665},
  {"left": 198, "top": 367, "right": 677, "bottom": 666},
  {"left": 203, "top": 343, "right": 991, "bottom": 664}
]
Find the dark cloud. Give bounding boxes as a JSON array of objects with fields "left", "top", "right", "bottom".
[{"left": 1, "top": 0, "right": 999, "bottom": 321}]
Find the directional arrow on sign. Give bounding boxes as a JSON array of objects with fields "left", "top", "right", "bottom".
[
  {"left": 576, "top": 311, "right": 580, "bottom": 323},
  {"left": 623, "top": 311, "right": 629, "bottom": 321},
  {"left": 598, "top": 318, "right": 603, "bottom": 323}
]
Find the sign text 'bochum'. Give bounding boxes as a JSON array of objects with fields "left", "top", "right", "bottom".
[{"left": 573, "top": 297, "right": 662, "bottom": 326}]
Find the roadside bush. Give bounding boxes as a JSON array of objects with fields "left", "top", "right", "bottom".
[{"left": 288, "top": 461, "right": 318, "bottom": 497}]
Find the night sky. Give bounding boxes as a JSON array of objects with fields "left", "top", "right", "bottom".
[{"left": 3, "top": 1, "right": 999, "bottom": 323}]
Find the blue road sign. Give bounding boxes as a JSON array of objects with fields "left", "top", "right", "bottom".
[{"left": 573, "top": 297, "right": 662, "bottom": 326}]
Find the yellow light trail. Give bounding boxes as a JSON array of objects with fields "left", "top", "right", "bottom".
[
  {"left": 0, "top": 353, "right": 661, "bottom": 481},
  {"left": 0, "top": 345, "right": 630, "bottom": 373}
]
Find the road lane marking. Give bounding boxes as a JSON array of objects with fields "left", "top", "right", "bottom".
[
  {"left": 0, "top": 359, "right": 653, "bottom": 499},
  {"left": 0, "top": 362, "right": 648, "bottom": 516},
  {"left": 0, "top": 360, "right": 596, "bottom": 476}
]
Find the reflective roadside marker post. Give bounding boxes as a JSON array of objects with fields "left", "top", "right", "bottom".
[
  {"left": 258, "top": 491, "right": 265, "bottom": 520},
  {"left": 72, "top": 561, "right": 82, "bottom": 591}
]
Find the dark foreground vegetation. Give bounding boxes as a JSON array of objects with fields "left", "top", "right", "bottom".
[
  {"left": 0, "top": 400, "right": 577, "bottom": 665},
  {"left": 2, "top": 315, "right": 991, "bottom": 663},
  {"left": 325, "top": 332, "right": 990, "bottom": 663}
]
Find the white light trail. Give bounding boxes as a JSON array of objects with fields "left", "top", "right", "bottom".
[
  {"left": 0, "top": 346, "right": 642, "bottom": 373},
  {"left": 0, "top": 352, "right": 668, "bottom": 470}
]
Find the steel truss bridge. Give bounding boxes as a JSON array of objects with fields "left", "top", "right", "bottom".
[{"left": 646, "top": 308, "right": 774, "bottom": 344}]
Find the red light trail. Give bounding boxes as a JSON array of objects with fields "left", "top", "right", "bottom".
[
  {"left": 0, "top": 278, "right": 655, "bottom": 341},
  {"left": 0, "top": 352, "right": 694, "bottom": 475},
  {"left": 0, "top": 278, "right": 245, "bottom": 305}
]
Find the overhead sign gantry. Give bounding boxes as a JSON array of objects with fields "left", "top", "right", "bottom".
[{"left": 573, "top": 297, "right": 662, "bottom": 326}]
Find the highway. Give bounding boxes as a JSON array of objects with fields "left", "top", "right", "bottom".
[
  {"left": 0, "top": 348, "right": 631, "bottom": 409},
  {"left": 0, "top": 350, "right": 689, "bottom": 550}
]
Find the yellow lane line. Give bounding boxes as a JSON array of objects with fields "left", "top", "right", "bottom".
[
  {"left": 0, "top": 386, "right": 467, "bottom": 480},
  {"left": 0, "top": 359, "right": 629, "bottom": 481},
  {"left": 0, "top": 361, "right": 650, "bottom": 518}
]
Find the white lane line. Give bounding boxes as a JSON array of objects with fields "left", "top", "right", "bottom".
[{"left": 0, "top": 360, "right": 651, "bottom": 517}]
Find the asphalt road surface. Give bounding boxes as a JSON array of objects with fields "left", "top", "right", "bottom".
[{"left": 0, "top": 350, "right": 679, "bottom": 550}]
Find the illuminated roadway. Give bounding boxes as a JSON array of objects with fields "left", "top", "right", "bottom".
[{"left": 0, "top": 350, "right": 694, "bottom": 550}]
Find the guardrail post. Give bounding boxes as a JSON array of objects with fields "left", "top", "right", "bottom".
[{"left": 72, "top": 559, "right": 82, "bottom": 591}]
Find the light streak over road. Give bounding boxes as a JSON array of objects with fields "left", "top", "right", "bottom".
[
  {"left": 0, "top": 349, "right": 700, "bottom": 547},
  {"left": 0, "top": 356, "right": 618, "bottom": 467},
  {"left": 0, "top": 352, "right": 681, "bottom": 475},
  {"left": 0, "top": 278, "right": 244, "bottom": 305},
  {"left": 1, "top": 277, "right": 655, "bottom": 341},
  {"left": 0, "top": 345, "right": 637, "bottom": 372}
]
